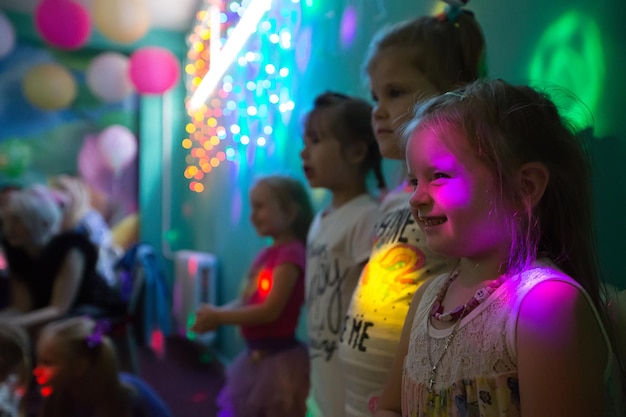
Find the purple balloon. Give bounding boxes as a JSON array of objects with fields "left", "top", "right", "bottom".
[{"left": 77, "top": 134, "right": 138, "bottom": 216}]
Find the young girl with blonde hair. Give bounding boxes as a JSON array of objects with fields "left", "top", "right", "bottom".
[
  {"left": 34, "top": 316, "right": 172, "bottom": 417},
  {"left": 376, "top": 78, "right": 624, "bottom": 416},
  {"left": 338, "top": 1, "right": 487, "bottom": 415},
  {"left": 193, "top": 175, "right": 314, "bottom": 417}
]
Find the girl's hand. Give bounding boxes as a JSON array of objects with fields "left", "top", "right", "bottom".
[{"left": 191, "top": 304, "right": 221, "bottom": 333}]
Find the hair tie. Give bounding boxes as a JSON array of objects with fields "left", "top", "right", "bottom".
[
  {"left": 437, "top": 0, "right": 469, "bottom": 23},
  {"left": 85, "top": 320, "right": 109, "bottom": 349}
]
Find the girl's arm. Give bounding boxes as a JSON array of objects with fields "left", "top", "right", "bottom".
[
  {"left": 0, "top": 276, "right": 31, "bottom": 318},
  {"left": 8, "top": 249, "right": 85, "bottom": 329},
  {"left": 517, "top": 280, "right": 607, "bottom": 417},
  {"left": 192, "top": 262, "right": 300, "bottom": 332},
  {"left": 374, "top": 279, "right": 432, "bottom": 417}
]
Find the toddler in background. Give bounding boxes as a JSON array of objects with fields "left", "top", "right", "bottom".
[
  {"left": 0, "top": 323, "right": 30, "bottom": 417},
  {"left": 34, "top": 316, "right": 172, "bottom": 417},
  {"left": 301, "top": 91, "right": 384, "bottom": 417},
  {"left": 192, "top": 175, "right": 314, "bottom": 417},
  {"left": 338, "top": 1, "right": 487, "bottom": 415}
]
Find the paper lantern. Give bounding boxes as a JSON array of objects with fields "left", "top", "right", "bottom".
[
  {"left": 129, "top": 47, "right": 180, "bottom": 94},
  {"left": 22, "top": 63, "right": 77, "bottom": 110},
  {"left": 86, "top": 52, "right": 134, "bottom": 102},
  {"left": 93, "top": 0, "right": 150, "bottom": 44},
  {"left": 97, "top": 125, "right": 138, "bottom": 171},
  {"left": 34, "top": 0, "right": 91, "bottom": 50},
  {"left": 0, "top": 11, "right": 16, "bottom": 58}
]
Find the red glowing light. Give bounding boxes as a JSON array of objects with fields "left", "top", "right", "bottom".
[
  {"left": 257, "top": 269, "right": 272, "bottom": 297},
  {"left": 41, "top": 386, "right": 53, "bottom": 397}
]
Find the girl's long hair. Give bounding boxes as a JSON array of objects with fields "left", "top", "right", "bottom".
[{"left": 38, "top": 317, "right": 133, "bottom": 417}]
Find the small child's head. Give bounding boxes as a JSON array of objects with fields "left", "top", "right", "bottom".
[
  {"left": 1, "top": 185, "right": 62, "bottom": 248},
  {"left": 365, "top": 2, "right": 486, "bottom": 159},
  {"left": 250, "top": 175, "right": 314, "bottom": 243},
  {"left": 302, "top": 92, "right": 385, "bottom": 190},
  {"left": 34, "top": 317, "right": 119, "bottom": 398},
  {"left": 405, "top": 79, "right": 594, "bottom": 284},
  {"left": 0, "top": 323, "right": 30, "bottom": 389}
]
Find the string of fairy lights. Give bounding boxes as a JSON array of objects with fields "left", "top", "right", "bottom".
[{"left": 183, "top": 0, "right": 304, "bottom": 193}]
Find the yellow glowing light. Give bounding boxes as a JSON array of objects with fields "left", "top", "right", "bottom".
[
  {"left": 210, "top": 157, "right": 220, "bottom": 167},
  {"left": 185, "top": 64, "right": 196, "bottom": 74},
  {"left": 202, "top": 164, "right": 212, "bottom": 173},
  {"left": 193, "top": 182, "right": 205, "bottom": 193},
  {"left": 200, "top": 29, "right": 211, "bottom": 40},
  {"left": 194, "top": 43, "right": 205, "bottom": 53},
  {"left": 203, "top": 142, "right": 213, "bottom": 150},
  {"left": 195, "top": 60, "right": 206, "bottom": 70},
  {"left": 181, "top": 138, "right": 193, "bottom": 149},
  {"left": 193, "top": 76, "right": 202, "bottom": 87},
  {"left": 186, "top": 123, "right": 196, "bottom": 134},
  {"left": 210, "top": 136, "right": 220, "bottom": 145},
  {"left": 207, "top": 118, "right": 217, "bottom": 127},
  {"left": 194, "top": 112, "right": 204, "bottom": 122}
]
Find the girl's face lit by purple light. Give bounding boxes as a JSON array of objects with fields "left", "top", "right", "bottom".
[{"left": 406, "top": 126, "right": 512, "bottom": 262}]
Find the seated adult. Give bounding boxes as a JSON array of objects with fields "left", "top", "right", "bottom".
[
  {"left": 0, "top": 185, "right": 124, "bottom": 332},
  {"left": 49, "top": 175, "right": 123, "bottom": 288}
]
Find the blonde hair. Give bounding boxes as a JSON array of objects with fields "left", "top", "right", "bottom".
[
  {"left": 6, "top": 185, "right": 62, "bottom": 246},
  {"left": 254, "top": 175, "right": 314, "bottom": 243},
  {"left": 364, "top": 10, "right": 487, "bottom": 92},
  {"left": 38, "top": 317, "right": 131, "bottom": 417}
]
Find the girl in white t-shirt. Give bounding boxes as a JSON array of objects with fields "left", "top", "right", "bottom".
[{"left": 301, "top": 91, "right": 385, "bottom": 417}]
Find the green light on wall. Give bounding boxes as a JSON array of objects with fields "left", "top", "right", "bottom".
[{"left": 529, "top": 11, "right": 605, "bottom": 128}]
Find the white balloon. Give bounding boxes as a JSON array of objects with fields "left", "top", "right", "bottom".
[
  {"left": 0, "top": 11, "right": 16, "bottom": 58},
  {"left": 97, "top": 125, "right": 138, "bottom": 171},
  {"left": 86, "top": 52, "right": 135, "bottom": 102}
]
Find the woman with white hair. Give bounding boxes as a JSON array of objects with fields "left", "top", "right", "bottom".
[{"left": 0, "top": 185, "right": 124, "bottom": 332}]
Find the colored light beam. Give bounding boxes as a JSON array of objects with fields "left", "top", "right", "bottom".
[{"left": 188, "top": 0, "right": 273, "bottom": 111}]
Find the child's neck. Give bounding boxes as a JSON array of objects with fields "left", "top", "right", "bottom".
[
  {"left": 271, "top": 232, "right": 298, "bottom": 246},
  {"left": 328, "top": 183, "right": 367, "bottom": 212},
  {"left": 457, "top": 255, "right": 508, "bottom": 287}
]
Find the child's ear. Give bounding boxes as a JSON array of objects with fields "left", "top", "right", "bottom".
[
  {"left": 518, "top": 162, "right": 549, "bottom": 208},
  {"left": 345, "top": 140, "right": 368, "bottom": 165}
]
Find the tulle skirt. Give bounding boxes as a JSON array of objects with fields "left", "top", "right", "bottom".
[{"left": 217, "top": 341, "right": 310, "bottom": 417}]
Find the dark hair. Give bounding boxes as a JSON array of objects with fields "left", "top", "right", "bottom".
[
  {"left": 255, "top": 175, "right": 314, "bottom": 243},
  {"left": 405, "top": 79, "right": 601, "bottom": 308},
  {"left": 364, "top": 10, "right": 487, "bottom": 92},
  {"left": 303, "top": 92, "right": 386, "bottom": 189}
]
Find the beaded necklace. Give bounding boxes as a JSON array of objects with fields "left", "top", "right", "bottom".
[
  {"left": 430, "top": 268, "right": 508, "bottom": 322},
  {"left": 426, "top": 267, "right": 508, "bottom": 392}
]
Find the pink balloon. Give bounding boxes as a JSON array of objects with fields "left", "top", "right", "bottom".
[
  {"left": 35, "top": 0, "right": 91, "bottom": 50},
  {"left": 78, "top": 133, "right": 138, "bottom": 215},
  {"left": 129, "top": 47, "right": 181, "bottom": 94},
  {"left": 97, "top": 125, "right": 137, "bottom": 171}
]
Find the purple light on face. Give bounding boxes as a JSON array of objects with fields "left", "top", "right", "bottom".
[{"left": 340, "top": 6, "right": 357, "bottom": 50}]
